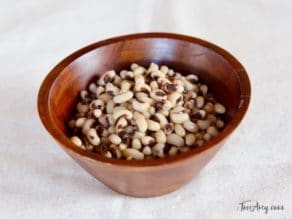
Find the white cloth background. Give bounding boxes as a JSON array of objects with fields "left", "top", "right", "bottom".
[{"left": 0, "top": 0, "right": 291, "bottom": 218}]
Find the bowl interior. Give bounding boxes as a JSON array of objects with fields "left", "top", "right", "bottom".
[{"left": 40, "top": 33, "right": 250, "bottom": 163}]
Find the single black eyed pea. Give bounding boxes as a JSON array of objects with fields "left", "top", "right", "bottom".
[
  {"left": 207, "top": 126, "right": 219, "bottom": 137},
  {"left": 113, "top": 91, "right": 134, "bottom": 104},
  {"left": 185, "top": 133, "right": 196, "bottom": 146},
  {"left": 166, "top": 133, "right": 185, "bottom": 147},
  {"left": 203, "top": 133, "right": 212, "bottom": 141},
  {"left": 82, "top": 118, "right": 95, "bottom": 134},
  {"left": 70, "top": 136, "right": 82, "bottom": 147},
  {"left": 196, "top": 96, "right": 205, "bottom": 108},
  {"left": 174, "top": 124, "right": 186, "bottom": 137},
  {"left": 183, "top": 121, "right": 198, "bottom": 133},
  {"left": 147, "top": 119, "right": 161, "bottom": 131},
  {"left": 155, "top": 130, "right": 166, "bottom": 144},
  {"left": 197, "top": 120, "right": 211, "bottom": 130},
  {"left": 123, "top": 148, "right": 144, "bottom": 160},
  {"left": 215, "top": 119, "right": 225, "bottom": 129},
  {"left": 168, "top": 146, "right": 178, "bottom": 156},
  {"left": 214, "top": 103, "right": 226, "bottom": 114},
  {"left": 109, "top": 134, "right": 122, "bottom": 145},
  {"left": 152, "top": 143, "right": 165, "bottom": 158},
  {"left": 141, "top": 136, "right": 155, "bottom": 146},
  {"left": 132, "top": 138, "right": 142, "bottom": 150},
  {"left": 133, "top": 111, "right": 148, "bottom": 132},
  {"left": 86, "top": 128, "right": 100, "bottom": 146},
  {"left": 142, "top": 146, "right": 152, "bottom": 155}
]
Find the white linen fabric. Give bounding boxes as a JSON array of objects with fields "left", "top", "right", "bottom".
[{"left": 0, "top": 0, "right": 291, "bottom": 218}]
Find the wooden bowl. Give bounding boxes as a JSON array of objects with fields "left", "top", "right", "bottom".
[{"left": 38, "top": 33, "right": 251, "bottom": 197}]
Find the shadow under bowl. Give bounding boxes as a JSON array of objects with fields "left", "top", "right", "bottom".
[{"left": 38, "top": 33, "right": 251, "bottom": 197}]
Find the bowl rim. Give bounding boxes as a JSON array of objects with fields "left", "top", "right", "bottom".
[{"left": 38, "top": 32, "right": 251, "bottom": 167}]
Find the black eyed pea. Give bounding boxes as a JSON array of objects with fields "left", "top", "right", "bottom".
[
  {"left": 80, "top": 90, "right": 88, "bottom": 100},
  {"left": 141, "top": 136, "right": 155, "bottom": 146},
  {"left": 168, "top": 146, "right": 178, "bottom": 156},
  {"left": 98, "top": 70, "right": 116, "bottom": 85},
  {"left": 134, "top": 83, "right": 151, "bottom": 93},
  {"left": 153, "top": 113, "right": 168, "bottom": 127},
  {"left": 133, "top": 66, "right": 145, "bottom": 76},
  {"left": 200, "top": 84, "right": 208, "bottom": 96},
  {"left": 150, "top": 81, "right": 159, "bottom": 90},
  {"left": 75, "top": 117, "right": 87, "bottom": 127},
  {"left": 150, "top": 89, "right": 167, "bottom": 101},
  {"left": 123, "top": 148, "right": 144, "bottom": 160},
  {"left": 148, "top": 62, "right": 159, "bottom": 73},
  {"left": 214, "top": 103, "right": 226, "bottom": 114},
  {"left": 106, "top": 100, "right": 115, "bottom": 114},
  {"left": 154, "top": 130, "right": 166, "bottom": 144},
  {"left": 105, "top": 83, "right": 119, "bottom": 95},
  {"left": 170, "top": 113, "right": 189, "bottom": 124},
  {"left": 135, "top": 92, "right": 153, "bottom": 104},
  {"left": 197, "top": 120, "right": 211, "bottom": 130},
  {"left": 70, "top": 136, "right": 83, "bottom": 147},
  {"left": 133, "top": 112, "right": 148, "bottom": 132},
  {"left": 82, "top": 118, "right": 95, "bottom": 134},
  {"left": 174, "top": 124, "right": 186, "bottom": 137},
  {"left": 132, "top": 99, "right": 150, "bottom": 113},
  {"left": 130, "top": 63, "right": 139, "bottom": 71},
  {"left": 142, "top": 146, "right": 152, "bottom": 155},
  {"left": 168, "top": 92, "right": 182, "bottom": 107},
  {"left": 77, "top": 102, "right": 89, "bottom": 114},
  {"left": 93, "top": 109, "right": 102, "bottom": 118},
  {"left": 86, "top": 128, "right": 100, "bottom": 146},
  {"left": 113, "top": 91, "right": 134, "bottom": 104},
  {"left": 215, "top": 119, "right": 225, "bottom": 129},
  {"left": 132, "top": 138, "right": 142, "bottom": 150},
  {"left": 152, "top": 143, "right": 165, "bottom": 158},
  {"left": 164, "top": 123, "right": 174, "bottom": 135},
  {"left": 196, "top": 139, "right": 205, "bottom": 146},
  {"left": 119, "top": 143, "right": 127, "bottom": 151},
  {"left": 113, "top": 75, "right": 122, "bottom": 86},
  {"left": 179, "top": 147, "right": 190, "bottom": 153},
  {"left": 120, "top": 70, "right": 134, "bottom": 80},
  {"left": 160, "top": 65, "right": 169, "bottom": 74},
  {"left": 203, "top": 133, "right": 212, "bottom": 141},
  {"left": 105, "top": 151, "right": 112, "bottom": 158},
  {"left": 120, "top": 80, "right": 132, "bottom": 92},
  {"left": 113, "top": 109, "right": 133, "bottom": 120},
  {"left": 109, "top": 134, "right": 122, "bottom": 145},
  {"left": 96, "top": 86, "right": 105, "bottom": 97},
  {"left": 97, "top": 93, "right": 112, "bottom": 103},
  {"left": 183, "top": 121, "right": 198, "bottom": 133},
  {"left": 147, "top": 119, "right": 161, "bottom": 131},
  {"left": 89, "top": 83, "right": 97, "bottom": 93},
  {"left": 109, "top": 144, "right": 122, "bottom": 159},
  {"left": 207, "top": 126, "right": 219, "bottom": 137},
  {"left": 90, "top": 99, "right": 104, "bottom": 110},
  {"left": 115, "top": 116, "right": 128, "bottom": 133},
  {"left": 166, "top": 133, "right": 185, "bottom": 147},
  {"left": 185, "top": 133, "right": 196, "bottom": 146},
  {"left": 134, "top": 131, "right": 145, "bottom": 139},
  {"left": 196, "top": 96, "right": 205, "bottom": 108}
]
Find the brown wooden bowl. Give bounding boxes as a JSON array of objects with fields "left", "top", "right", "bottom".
[{"left": 38, "top": 33, "right": 251, "bottom": 197}]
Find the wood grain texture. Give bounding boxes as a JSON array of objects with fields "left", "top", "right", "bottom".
[{"left": 38, "top": 33, "right": 251, "bottom": 197}]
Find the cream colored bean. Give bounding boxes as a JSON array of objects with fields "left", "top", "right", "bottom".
[
  {"left": 147, "top": 120, "right": 160, "bottom": 131},
  {"left": 134, "top": 131, "right": 145, "bottom": 139},
  {"left": 115, "top": 117, "right": 128, "bottom": 133},
  {"left": 206, "top": 114, "right": 217, "bottom": 123},
  {"left": 135, "top": 92, "right": 153, "bottom": 104},
  {"left": 203, "top": 133, "right": 212, "bottom": 141},
  {"left": 170, "top": 113, "right": 189, "bottom": 124},
  {"left": 214, "top": 103, "right": 226, "bottom": 114},
  {"left": 142, "top": 146, "right": 152, "bottom": 155},
  {"left": 150, "top": 89, "right": 167, "bottom": 101},
  {"left": 134, "top": 74, "right": 145, "bottom": 85},
  {"left": 130, "top": 63, "right": 139, "bottom": 70},
  {"left": 106, "top": 83, "right": 119, "bottom": 95},
  {"left": 106, "top": 100, "right": 115, "bottom": 114},
  {"left": 171, "top": 106, "right": 185, "bottom": 113},
  {"left": 151, "top": 70, "right": 165, "bottom": 79},
  {"left": 168, "top": 146, "right": 178, "bottom": 156},
  {"left": 215, "top": 119, "right": 225, "bottom": 129},
  {"left": 109, "top": 144, "right": 122, "bottom": 159},
  {"left": 119, "top": 143, "right": 127, "bottom": 150},
  {"left": 197, "top": 120, "right": 211, "bottom": 130},
  {"left": 133, "top": 66, "right": 145, "bottom": 76},
  {"left": 200, "top": 84, "right": 208, "bottom": 96},
  {"left": 134, "top": 83, "right": 151, "bottom": 93},
  {"left": 120, "top": 70, "right": 134, "bottom": 80},
  {"left": 70, "top": 136, "right": 82, "bottom": 147},
  {"left": 196, "top": 139, "right": 204, "bottom": 146},
  {"left": 86, "top": 128, "right": 100, "bottom": 146},
  {"left": 185, "top": 133, "right": 196, "bottom": 146},
  {"left": 90, "top": 99, "right": 104, "bottom": 109},
  {"left": 149, "top": 106, "right": 156, "bottom": 115},
  {"left": 98, "top": 93, "right": 112, "bottom": 103},
  {"left": 77, "top": 102, "right": 89, "bottom": 114},
  {"left": 168, "top": 92, "right": 182, "bottom": 106},
  {"left": 148, "top": 62, "right": 159, "bottom": 72},
  {"left": 93, "top": 109, "right": 102, "bottom": 118},
  {"left": 181, "top": 77, "right": 194, "bottom": 91},
  {"left": 82, "top": 118, "right": 95, "bottom": 134},
  {"left": 113, "top": 91, "right": 133, "bottom": 103},
  {"left": 179, "top": 147, "right": 190, "bottom": 153},
  {"left": 183, "top": 121, "right": 198, "bottom": 133},
  {"left": 80, "top": 90, "right": 88, "bottom": 100},
  {"left": 75, "top": 117, "right": 86, "bottom": 127},
  {"left": 186, "top": 74, "right": 199, "bottom": 82},
  {"left": 123, "top": 148, "right": 144, "bottom": 160},
  {"left": 105, "top": 151, "right": 112, "bottom": 158},
  {"left": 158, "top": 109, "right": 169, "bottom": 117},
  {"left": 109, "top": 134, "right": 121, "bottom": 145},
  {"left": 155, "top": 130, "right": 166, "bottom": 144},
  {"left": 132, "top": 138, "right": 142, "bottom": 150},
  {"left": 153, "top": 113, "right": 168, "bottom": 127},
  {"left": 120, "top": 80, "right": 132, "bottom": 92},
  {"left": 132, "top": 100, "right": 150, "bottom": 113},
  {"left": 196, "top": 96, "right": 205, "bottom": 108},
  {"left": 113, "top": 109, "right": 133, "bottom": 120},
  {"left": 174, "top": 124, "right": 186, "bottom": 137},
  {"left": 150, "top": 81, "right": 159, "bottom": 90},
  {"left": 98, "top": 70, "right": 116, "bottom": 85},
  {"left": 96, "top": 86, "right": 105, "bottom": 97},
  {"left": 152, "top": 143, "right": 165, "bottom": 158},
  {"left": 113, "top": 75, "right": 122, "bottom": 86},
  {"left": 166, "top": 133, "right": 184, "bottom": 147},
  {"left": 88, "top": 83, "right": 97, "bottom": 93},
  {"left": 141, "top": 136, "right": 155, "bottom": 146},
  {"left": 160, "top": 65, "right": 169, "bottom": 74},
  {"left": 164, "top": 123, "right": 174, "bottom": 135},
  {"left": 133, "top": 112, "right": 148, "bottom": 132},
  {"left": 207, "top": 126, "right": 219, "bottom": 137}
]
